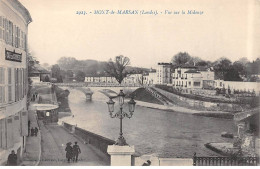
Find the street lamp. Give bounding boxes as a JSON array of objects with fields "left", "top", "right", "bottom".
[{"left": 106, "top": 90, "right": 136, "bottom": 146}]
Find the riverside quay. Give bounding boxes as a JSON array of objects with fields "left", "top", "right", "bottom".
[{"left": 1, "top": 0, "right": 260, "bottom": 166}]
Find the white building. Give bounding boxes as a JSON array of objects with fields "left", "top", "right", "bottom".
[
  {"left": 157, "top": 63, "right": 172, "bottom": 84},
  {"left": 147, "top": 72, "right": 157, "bottom": 85},
  {"left": 122, "top": 73, "right": 142, "bottom": 84},
  {"left": 172, "top": 66, "right": 215, "bottom": 89},
  {"left": 0, "top": 0, "right": 32, "bottom": 165},
  {"left": 85, "top": 75, "right": 117, "bottom": 84}
]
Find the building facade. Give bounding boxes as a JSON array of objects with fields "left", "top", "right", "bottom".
[
  {"left": 85, "top": 75, "right": 117, "bottom": 84},
  {"left": 157, "top": 63, "right": 172, "bottom": 84},
  {"left": 0, "top": 0, "right": 32, "bottom": 165},
  {"left": 172, "top": 66, "right": 215, "bottom": 89}
]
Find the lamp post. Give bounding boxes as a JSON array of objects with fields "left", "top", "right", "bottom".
[{"left": 107, "top": 90, "right": 136, "bottom": 146}]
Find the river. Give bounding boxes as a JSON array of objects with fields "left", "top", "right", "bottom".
[{"left": 60, "top": 87, "right": 237, "bottom": 158}]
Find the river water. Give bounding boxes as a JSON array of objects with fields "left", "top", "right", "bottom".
[{"left": 60, "top": 87, "right": 237, "bottom": 158}]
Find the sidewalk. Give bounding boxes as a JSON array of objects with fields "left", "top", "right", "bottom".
[
  {"left": 21, "top": 105, "right": 41, "bottom": 166},
  {"left": 39, "top": 123, "right": 109, "bottom": 166}
]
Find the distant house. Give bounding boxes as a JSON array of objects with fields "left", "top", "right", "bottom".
[
  {"left": 29, "top": 63, "right": 50, "bottom": 83},
  {"left": 172, "top": 65, "right": 215, "bottom": 89}
]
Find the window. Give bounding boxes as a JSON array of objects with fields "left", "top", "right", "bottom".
[
  {"left": 15, "top": 26, "right": 18, "bottom": 47},
  {"left": 24, "top": 34, "right": 27, "bottom": 50},
  {"left": 0, "top": 67, "right": 6, "bottom": 104},
  {"left": 0, "top": 16, "right": 2, "bottom": 40},
  {"left": 8, "top": 21, "right": 13, "bottom": 45},
  {"left": 21, "top": 31, "right": 24, "bottom": 49},
  {"left": 15, "top": 68, "right": 18, "bottom": 101},
  {"left": 17, "top": 27, "right": 20, "bottom": 48},
  {"left": 4, "top": 18, "right": 8, "bottom": 43},
  {"left": 194, "top": 82, "right": 200, "bottom": 86},
  {"left": 8, "top": 68, "right": 12, "bottom": 102}
]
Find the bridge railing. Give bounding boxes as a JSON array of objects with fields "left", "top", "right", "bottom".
[
  {"left": 55, "top": 82, "right": 143, "bottom": 87},
  {"left": 193, "top": 153, "right": 259, "bottom": 166}
]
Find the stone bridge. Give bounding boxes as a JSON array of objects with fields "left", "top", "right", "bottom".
[
  {"left": 54, "top": 83, "right": 140, "bottom": 100},
  {"left": 76, "top": 87, "right": 94, "bottom": 101}
]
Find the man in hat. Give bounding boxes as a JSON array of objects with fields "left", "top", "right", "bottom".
[
  {"left": 7, "top": 150, "right": 17, "bottom": 166},
  {"left": 72, "top": 142, "right": 81, "bottom": 162},
  {"left": 31, "top": 127, "right": 34, "bottom": 136},
  {"left": 65, "top": 142, "right": 73, "bottom": 162},
  {"left": 142, "top": 160, "right": 151, "bottom": 166},
  {"left": 34, "top": 127, "right": 38, "bottom": 136}
]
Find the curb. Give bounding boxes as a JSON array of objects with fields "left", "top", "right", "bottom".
[{"left": 35, "top": 130, "right": 42, "bottom": 166}]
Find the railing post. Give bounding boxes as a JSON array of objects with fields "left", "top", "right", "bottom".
[
  {"left": 71, "top": 125, "right": 75, "bottom": 133},
  {"left": 193, "top": 152, "right": 197, "bottom": 166}
]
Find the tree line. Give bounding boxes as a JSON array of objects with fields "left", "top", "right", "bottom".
[
  {"left": 171, "top": 52, "right": 260, "bottom": 81},
  {"left": 36, "top": 53, "right": 259, "bottom": 83}
]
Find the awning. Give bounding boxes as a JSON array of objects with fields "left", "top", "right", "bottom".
[{"left": 33, "top": 104, "right": 59, "bottom": 111}]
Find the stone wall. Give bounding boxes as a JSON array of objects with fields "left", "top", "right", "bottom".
[
  {"left": 154, "top": 87, "right": 245, "bottom": 112},
  {"left": 62, "top": 122, "right": 115, "bottom": 157}
]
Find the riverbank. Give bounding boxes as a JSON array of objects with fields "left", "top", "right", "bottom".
[
  {"left": 205, "top": 142, "right": 239, "bottom": 156},
  {"left": 122, "top": 88, "right": 234, "bottom": 118},
  {"left": 55, "top": 86, "right": 71, "bottom": 112},
  {"left": 136, "top": 100, "right": 234, "bottom": 118}
]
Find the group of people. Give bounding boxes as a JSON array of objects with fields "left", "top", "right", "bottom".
[
  {"left": 28, "top": 120, "right": 38, "bottom": 136},
  {"left": 65, "top": 141, "right": 81, "bottom": 163},
  {"left": 31, "top": 92, "right": 38, "bottom": 102}
]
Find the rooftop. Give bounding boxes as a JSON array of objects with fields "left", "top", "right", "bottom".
[
  {"left": 158, "top": 62, "right": 172, "bottom": 65},
  {"left": 8, "top": 0, "right": 32, "bottom": 24},
  {"left": 29, "top": 64, "right": 50, "bottom": 75},
  {"left": 184, "top": 70, "right": 200, "bottom": 74}
]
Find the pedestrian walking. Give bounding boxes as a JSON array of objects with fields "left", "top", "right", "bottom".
[
  {"left": 72, "top": 142, "right": 81, "bottom": 162},
  {"left": 32, "top": 94, "right": 35, "bottom": 101},
  {"left": 65, "top": 142, "right": 73, "bottom": 163},
  {"left": 34, "top": 127, "right": 38, "bottom": 136},
  {"left": 7, "top": 150, "right": 17, "bottom": 166},
  {"left": 31, "top": 127, "right": 34, "bottom": 136},
  {"left": 28, "top": 120, "right": 31, "bottom": 136}
]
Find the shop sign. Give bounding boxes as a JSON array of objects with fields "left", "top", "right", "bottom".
[{"left": 5, "top": 49, "right": 22, "bottom": 62}]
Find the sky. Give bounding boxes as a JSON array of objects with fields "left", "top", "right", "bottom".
[{"left": 19, "top": 0, "right": 260, "bottom": 68}]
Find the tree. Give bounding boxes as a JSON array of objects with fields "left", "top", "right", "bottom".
[
  {"left": 44, "top": 75, "right": 50, "bottom": 82},
  {"left": 51, "top": 64, "right": 63, "bottom": 82},
  {"left": 224, "top": 67, "right": 242, "bottom": 81},
  {"left": 233, "top": 61, "right": 247, "bottom": 77},
  {"left": 171, "top": 52, "right": 191, "bottom": 66},
  {"left": 197, "top": 61, "right": 209, "bottom": 67},
  {"left": 66, "top": 70, "right": 74, "bottom": 80},
  {"left": 57, "top": 57, "right": 78, "bottom": 70},
  {"left": 213, "top": 58, "right": 232, "bottom": 79},
  {"left": 105, "top": 55, "right": 130, "bottom": 84},
  {"left": 237, "top": 57, "right": 249, "bottom": 65},
  {"left": 75, "top": 71, "right": 85, "bottom": 82},
  {"left": 187, "top": 56, "right": 202, "bottom": 66}
]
